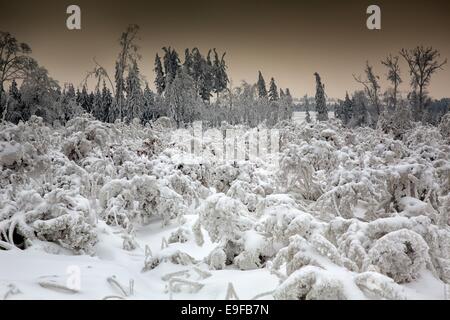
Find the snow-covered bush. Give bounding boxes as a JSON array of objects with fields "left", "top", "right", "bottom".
[
  {"left": 438, "top": 113, "right": 450, "bottom": 143},
  {"left": 366, "top": 229, "right": 431, "bottom": 283},
  {"left": 274, "top": 266, "right": 347, "bottom": 300},
  {"left": 99, "top": 175, "right": 185, "bottom": 227},
  {"left": 0, "top": 188, "right": 97, "bottom": 254}
]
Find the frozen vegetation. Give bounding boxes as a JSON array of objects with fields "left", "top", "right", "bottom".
[{"left": 1, "top": 113, "right": 449, "bottom": 300}]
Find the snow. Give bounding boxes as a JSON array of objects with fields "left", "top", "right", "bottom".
[{"left": 1, "top": 114, "right": 449, "bottom": 300}]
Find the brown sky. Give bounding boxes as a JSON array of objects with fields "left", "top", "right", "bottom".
[{"left": 1, "top": 0, "right": 449, "bottom": 99}]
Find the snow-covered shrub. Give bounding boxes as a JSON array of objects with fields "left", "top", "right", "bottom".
[
  {"left": 354, "top": 272, "right": 407, "bottom": 300},
  {"left": 211, "top": 163, "right": 240, "bottom": 193},
  {"left": 226, "top": 180, "right": 261, "bottom": 212},
  {"left": 438, "top": 113, "right": 450, "bottom": 143},
  {"left": 377, "top": 105, "right": 414, "bottom": 140},
  {"left": 206, "top": 247, "right": 227, "bottom": 270},
  {"left": 277, "top": 144, "right": 324, "bottom": 201},
  {"left": 257, "top": 202, "right": 317, "bottom": 246},
  {"left": 0, "top": 188, "right": 97, "bottom": 254},
  {"left": 99, "top": 175, "right": 185, "bottom": 227},
  {"left": 0, "top": 141, "right": 24, "bottom": 169},
  {"left": 62, "top": 132, "right": 93, "bottom": 162},
  {"left": 197, "top": 193, "right": 253, "bottom": 243},
  {"left": 168, "top": 227, "right": 191, "bottom": 244},
  {"left": 366, "top": 229, "right": 431, "bottom": 283},
  {"left": 274, "top": 266, "right": 347, "bottom": 300},
  {"left": 314, "top": 168, "right": 390, "bottom": 220}
]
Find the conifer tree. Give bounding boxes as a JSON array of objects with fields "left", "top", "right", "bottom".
[
  {"left": 92, "top": 88, "right": 102, "bottom": 120},
  {"left": 212, "top": 49, "right": 229, "bottom": 98},
  {"left": 114, "top": 60, "right": 125, "bottom": 120},
  {"left": 269, "top": 77, "right": 279, "bottom": 102},
  {"left": 162, "top": 46, "right": 180, "bottom": 86},
  {"left": 183, "top": 49, "right": 193, "bottom": 76},
  {"left": 142, "top": 83, "right": 156, "bottom": 123},
  {"left": 76, "top": 85, "right": 90, "bottom": 112},
  {"left": 154, "top": 54, "right": 165, "bottom": 95},
  {"left": 125, "top": 59, "right": 144, "bottom": 123},
  {"left": 314, "top": 72, "right": 328, "bottom": 121},
  {"left": 257, "top": 71, "right": 268, "bottom": 99},
  {"left": 95, "top": 81, "right": 112, "bottom": 122},
  {"left": 304, "top": 95, "right": 312, "bottom": 123},
  {"left": 342, "top": 92, "right": 353, "bottom": 125}
]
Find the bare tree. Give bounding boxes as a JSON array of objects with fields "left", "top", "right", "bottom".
[
  {"left": 0, "top": 31, "right": 37, "bottom": 101},
  {"left": 381, "top": 54, "right": 402, "bottom": 109},
  {"left": 82, "top": 58, "right": 116, "bottom": 96},
  {"left": 400, "top": 46, "right": 447, "bottom": 116}
]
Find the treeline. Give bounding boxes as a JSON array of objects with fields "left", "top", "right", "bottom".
[
  {"left": 1, "top": 27, "right": 448, "bottom": 131},
  {"left": 0, "top": 27, "right": 293, "bottom": 128},
  {"left": 305, "top": 47, "right": 448, "bottom": 133}
]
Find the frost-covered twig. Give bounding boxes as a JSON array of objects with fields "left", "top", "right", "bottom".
[
  {"left": 3, "top": 284, "right": 21, "bottom": 300},
  {"left": 38, "top": 281, "right": 79, "bottom": 294},
  {"left": 225, "top": 282, "right": 239, "bottom": 300},
  {"left": 106, "top": 276, "right": 132, "bottom": 297}
]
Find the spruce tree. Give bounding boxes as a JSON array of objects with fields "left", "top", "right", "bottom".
[
  {"left": 125, "top": 59, "right": 144, "bottom": 123},
  {"left": 114, "top": 60, "right": 125, "bottom": 120},
  {"left": 269, "top": 78, "right": 279, "bottom": 102},
  {"left": 64, "top": 84, "right": 76, "bottom": 103},
  {"left": 285, "top": 88, "right": 292, "bottom": 99},
  {"left": 4, "top": 80, "right": 22, "bottom": 123},
  {"left": 196, "top": 50, "right": 213, "bottom": 102},
  {"left": 191, "top": 48, "right": 203, "bottom": 90},
  {"left": 304, "top": 95, "right": 312, "bottom": 123},
  {"left": 96, "top": 81, "right": 112, "bottom": 122},
  {"left": 342, "top": 92, "right": 353, "bottom": 125},
  {"left": 212, "top": 49, "right": 229, "bottom": 98},
  {"left": 314, "top": 72, "right": 328, "bottom": 121},
  {"left": 183, "top": 49, "right": 193, "bottom": 76},
  {"left": 142, "top": 83, "right": 156, "bottom": 123},
  {"left": 257, "top": 71, "right": 268, "bottom": 99},
  {"left": 77, "top": 85, "right": 90, "bottom": 112},
  {"left": 154, "top": 54, "right": 165, "bottom": 95},
  {"left": 92, "top": 88, "right": 102, "bottom": 121},
  {"left": 162, "top": 47, "right": 180, "bottom": 86}
]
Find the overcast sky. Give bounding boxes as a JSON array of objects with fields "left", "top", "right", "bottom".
[{"left": 1, "top": 0, "right": 449, "bottom": 99}]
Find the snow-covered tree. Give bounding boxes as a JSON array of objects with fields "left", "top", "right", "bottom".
[
  {"left": 381, "top": 55, "right": 402, "bottom": 110},
  {"left": 212, "top": 49, "right": 229, "bottom": 97},
  {"left": 305, "top": 97, "right": 312, "bottom": 124},
  {"left": 342, "top": 92, "right": 353, "bottom": 126},
  {"left": 154, "top": 54, "right": 165, "bottom": 95},
  {"left": 269, "top": 78, "right": 279, "bottom": 102},
  {"left": 166, "top": 69, "right": 201, "bottom": 127},
  {"left": 163, "top": 46, "right": 181, "bottom": 86},
  {"left": 314, "top": 72, "right": 328, "bottom": 121},
  {"left": 400, "top": 46, "right": 447, "bottom": 120},
  {"left": 125, "top": 60, "right": 144, "bottom": 123},
  {"left": 257, "top": 71, "right": 268, "bottom": 99}
]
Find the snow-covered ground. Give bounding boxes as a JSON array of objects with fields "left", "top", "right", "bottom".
[
  {"left": 1, "top": 114, "right": 449, "bottom": 300},
  {"left": 293, "top": 112, "right": 335, "bottom": 123}
]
